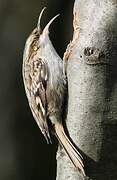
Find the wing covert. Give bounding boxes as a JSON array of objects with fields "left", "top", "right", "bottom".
[{"left": 23, "top": 56, "right": 51, "bottom": 143}]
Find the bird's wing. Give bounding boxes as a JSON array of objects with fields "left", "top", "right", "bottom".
[{"left": 23, "top": 57, "right": 51, "bottom": 143}]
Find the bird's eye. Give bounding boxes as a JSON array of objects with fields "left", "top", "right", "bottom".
[{"left": 33, "top": 45, "right": 38, "bottom": 51}]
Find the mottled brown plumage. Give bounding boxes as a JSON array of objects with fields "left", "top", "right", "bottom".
[{"left": 22, "top": 7, "right": 85, "bottom": 176}]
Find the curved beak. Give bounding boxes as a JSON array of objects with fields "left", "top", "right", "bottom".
[
  {"left": 42, "top": 14, "right": 60, "bottom": 35},
  {"left": 37, "top": 7, "right": 46, "bottom": 30}
]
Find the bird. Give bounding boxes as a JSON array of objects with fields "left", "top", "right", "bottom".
[{"left": 22, "top": 7, "right": 85, "bottom": 176}]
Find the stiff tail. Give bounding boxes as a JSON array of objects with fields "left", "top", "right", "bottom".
[{"left": 54, "top": 123, "right": 85, "bottom": 176}]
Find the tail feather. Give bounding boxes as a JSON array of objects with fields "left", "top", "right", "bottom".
[{"left": 54, "top": 123, "right": 85, "bottom": 176}]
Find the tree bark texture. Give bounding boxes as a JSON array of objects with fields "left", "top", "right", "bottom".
[{"left": 56, "top": 0, "right": 117, "bottom": 180}]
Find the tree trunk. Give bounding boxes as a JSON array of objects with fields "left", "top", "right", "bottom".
[{"left": 56, "top": 0, "right": 117, "bottom": 180}]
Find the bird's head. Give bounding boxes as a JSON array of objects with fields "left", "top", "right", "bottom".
[{"left": 24, "top": 7, "right": 59, "bottom": 60}]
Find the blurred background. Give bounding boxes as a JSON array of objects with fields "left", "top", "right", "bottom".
[{"left": 0, "top": 0, "right": 73, "bottom": 179}]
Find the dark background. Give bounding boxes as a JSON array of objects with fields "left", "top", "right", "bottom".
[{"left": 0, "top": 0, "right": 73, "bottom": 179}]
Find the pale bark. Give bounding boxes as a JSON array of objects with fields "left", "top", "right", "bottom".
[{"left": 56, "top": 0, "right": 117, "bottom": 180}]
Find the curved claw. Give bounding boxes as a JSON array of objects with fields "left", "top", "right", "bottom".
[
  {"left": 42, "top": 14, "right": 60, "bottom": 35},
  {"left": 37, "top": 7, "right": 47, "bottom": 30}
]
